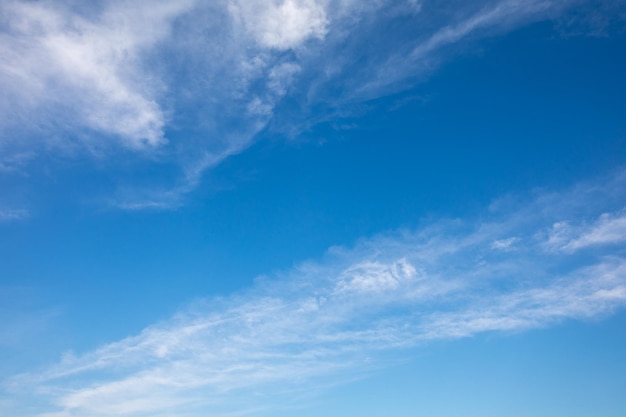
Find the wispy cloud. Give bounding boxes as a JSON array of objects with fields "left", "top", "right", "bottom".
[
  {"left": 0, "top": 0, "right": 195, "bottom": 150},
  {"left": 2, "top": 0, "right": 618, "bottom": 209},
  {"left": 544, "top": 210, "right": 626, "bottom": 252},
  {"left": 0, "top": 208, "right": 29, "bottom": 222},
  {"left": 4, "top": 170, "right": 626, "bottom": 417},
  {"left": 228, "top": 0, "right": 329, "bottom": 50}
]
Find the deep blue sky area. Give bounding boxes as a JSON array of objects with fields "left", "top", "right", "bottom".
[{"left": 1, "top": 2, "right": 626, "bottom": 417}]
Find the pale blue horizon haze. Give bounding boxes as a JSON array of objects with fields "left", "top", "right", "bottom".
[{"left": 1, "top": 1, "right": 626, "bottom": 416}]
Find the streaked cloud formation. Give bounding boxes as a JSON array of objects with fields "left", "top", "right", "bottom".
[
  {"left": 5, "top": 170, "right": 625, "bottom": 417},
  {"left": 3, "top": 0, "right": 617, "bottom": 208}
]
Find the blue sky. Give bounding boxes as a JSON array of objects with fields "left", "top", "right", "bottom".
[{"left": 1, "top": 0, "right": 626, "bottom": 416}]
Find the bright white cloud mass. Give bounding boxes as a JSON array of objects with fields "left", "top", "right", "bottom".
[{"left": 4, "top": 170, "right": 626, "bottom": 417}]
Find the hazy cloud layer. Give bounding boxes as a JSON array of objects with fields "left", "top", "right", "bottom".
[{"left": 4, "top": 171, "right": 625, "bottom": 417}]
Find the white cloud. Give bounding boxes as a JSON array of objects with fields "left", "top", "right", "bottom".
[
  {"left": 565, "top": 211, "right": 626, "bottom": 250},
  {"left": 491, "top": 237, "right": 520, "bottom": 251},
  {"left": 421, "top": 260, "right": 626, "bottom": 339},
  {"left": 543, "top": 210, "right": 626, "bottom": 252},
  {"left": 228, "top": 0, "right": 329, "bottom": 50},
  {"left": 5, "top": 172, "right": 626, "bottom": 417},
  {"left": 335, "top": 259, "right": 419, "bottom": 293},
  {"left": 0, "top": 0, "right": 194, "bottom": 149},
  {"left": 0, "top": 208, "right": 29, "bottom": 222},
  {"left": 350, "top": 0, "right": 566, "bottom": 100},
  {"left": 267, "top": 62, "right": 301, "bottom": 96},
  {"left": 411, "top": 0, "right": 553, "bottom": 59}
]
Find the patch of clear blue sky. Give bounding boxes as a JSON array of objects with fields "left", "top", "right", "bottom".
[
  {"left": 1, "top": 10, "right": 626, "bottom": 417},
  {"left": 276, "top": 312, "right": 626, "bottom": 417}
]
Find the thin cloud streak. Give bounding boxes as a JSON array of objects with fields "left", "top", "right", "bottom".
[
  {"left": 5, "top": 170, "right": 626, "bottom": 417},
  {"left": 0, "top": 208, "right": 29, "bottom": 222}
]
